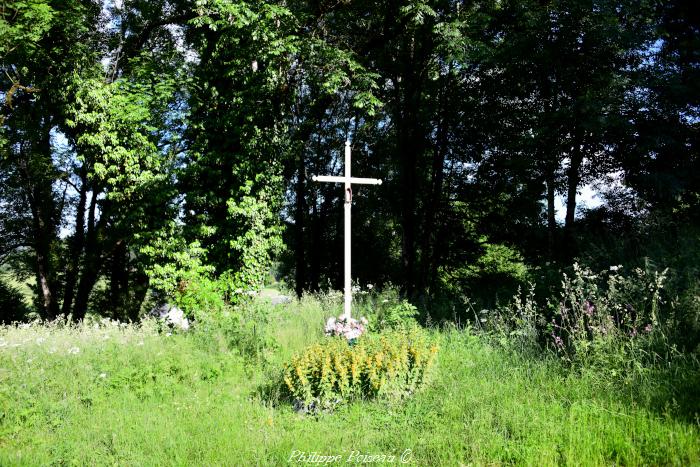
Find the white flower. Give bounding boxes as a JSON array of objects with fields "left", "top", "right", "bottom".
[
  {"left": 67, "top": 347, "right": 80, "bottom": 355},
  {"left": 99, "top": 373, "right": 107, "bottom": 379},
  {"left": 609, "top": 265, "right": 619, "bottom": 271},
  {"left": 367, "top": 284, "right": 374, "bottom": 290}
]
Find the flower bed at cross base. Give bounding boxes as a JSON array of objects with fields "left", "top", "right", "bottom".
[{"left": 282, "top": 326, "right": 438, "bottom": 413}]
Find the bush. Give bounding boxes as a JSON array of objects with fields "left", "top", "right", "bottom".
[
  {"left": 354, "top": 285, "right": 419, "bottom": 331},
  {"left": 281, "top": 326, "right": 438, "bottom": 413},
  {"left": 0, "top": 278, "right": 30, "bottom": 324}
]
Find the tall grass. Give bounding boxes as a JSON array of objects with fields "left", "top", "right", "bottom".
[{"left": 0, "top": 294, "right": 698, "bottom": 465}]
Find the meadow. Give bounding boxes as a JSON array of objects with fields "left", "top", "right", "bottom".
[{"left": 1, "top": 294, "right": 698, "bottom": 466}]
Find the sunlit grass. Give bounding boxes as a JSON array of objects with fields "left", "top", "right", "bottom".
[{"left": 0, "top": 299, "right": 698, "bottom": 465}]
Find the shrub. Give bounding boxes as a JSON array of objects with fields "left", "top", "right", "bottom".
[
  {"left": 0, "top": 278, "right": 30, "bottom": 324},
  {"left": 355, "top": 285, "right": 419, "bottom": 331},
  {"left": 281, "top": 326, "right": 438, "bottom": 412}
]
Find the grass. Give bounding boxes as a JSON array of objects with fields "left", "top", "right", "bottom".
[{"left": 0, "top": 297, "right": 698, "bottom": 466}]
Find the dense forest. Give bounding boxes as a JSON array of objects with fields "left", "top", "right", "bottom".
[{"left": 1, "top": 0, "right": 698, "bottom": 346}]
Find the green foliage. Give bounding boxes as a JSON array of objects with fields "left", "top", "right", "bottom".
[
  {"left": 438, "top": 236, "right": 529, "bottom": 305},
  {"left": 0, "top": 0, "right": 53, "bottom": 58},
  {"left": 361, "top": 286, "right": 419, "bottom": 331},
  {"left": 64, "top": 75, "right": 172, "bottom": 203},
  {"left": 282, "top": 326, "right": 438, "bottom": 412},
  {"left": 222, "top": 177, "right": 286, "bottom": 299},
  {"left": 0, "top": 277, "right": 29, "bottom": 324},
  {"left": 141, "top": 233, "right": 225, "bottom": 319}
]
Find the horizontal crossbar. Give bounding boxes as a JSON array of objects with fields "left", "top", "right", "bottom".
[{"left": 312, "top": 175, "right": 382, "bottom": 185}]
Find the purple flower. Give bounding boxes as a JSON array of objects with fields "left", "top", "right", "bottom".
[
  {"left": 552, "top": 333, "right": 564, "bottom": 349},
  {"left": 584, "top": 300, "right": 595, "bottom": 317}
]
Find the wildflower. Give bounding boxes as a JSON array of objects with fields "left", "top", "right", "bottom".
[
  {"left": 99, "top": 373, "right": 107, "bottom": 379},
  {"left": 552, "top": 334, "right": 564, "bottom": 349},
  {"left": 67, "top": 346, "right": 80, "bottom": 355},
  {"left": 644, "top": 324, "right": 653, "bottom": 333},
  {"left": 367, "top": 284, "right": 374, "bottom": 290}
]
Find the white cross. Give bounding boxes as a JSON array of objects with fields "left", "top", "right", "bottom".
[{"left": 312, "top": 140, "right": 382, "bottom": 320}]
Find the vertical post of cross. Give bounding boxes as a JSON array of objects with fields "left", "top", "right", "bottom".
[{"left": 343, "top": 140, "right": 352, "bottom": 319}]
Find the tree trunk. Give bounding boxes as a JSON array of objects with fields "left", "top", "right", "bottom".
[
  {"left": 546, "top": 171, "right": 557, "bottom": 258},
  {"left": 61, "top": 167, "right": 87, "bottom": 316},
  {"left": 396, "top": 73, "right": 422, "bottom": 296},
  {"left": 73, "top": 190, "right": 101, "bottom": 320},
  {"left": 26, "top": 130, "right": 58, "bottom": 319},
  {"left": 294, "top": 147, "right": 306, "bottom": 298},
  {"left": 564, "top": 142, "right": 584, "bottom": 251},
  {"left": 419, "top": 71, "right": 449, "bottom": 292},
  {"left": 129, "top": 269, "right": 150, "bottom": 322},
  {"left": 109, "top": 240, "right": 128, "bottom": 317}
]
